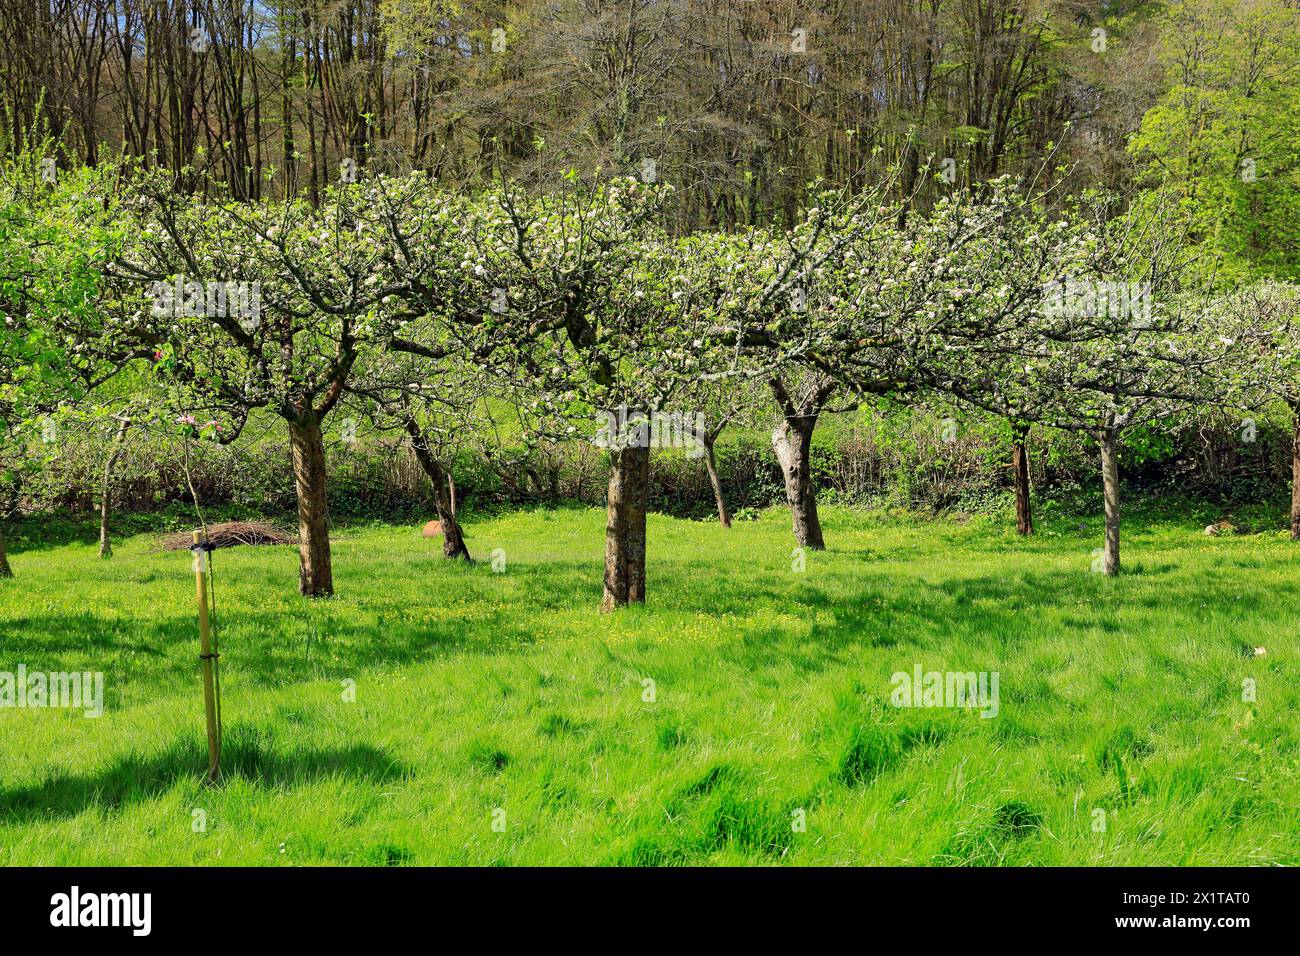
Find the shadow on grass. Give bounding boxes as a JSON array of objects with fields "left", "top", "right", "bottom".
[
  {"left": 0, "top": 724, "right": 408, "bottom": 824},
  {"left": 0, "top": 612, "right": 168, "bottom": 659},
  {"left": 5, "top": 539, "right": 1292, "bottom": 690},
  {"left": 1, "top": 603, "right": 538, "bottom": 689}
]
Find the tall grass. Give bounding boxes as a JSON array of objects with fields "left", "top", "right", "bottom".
[{"left": 0, "top": 505, "right": 1295, "bottom": 865}]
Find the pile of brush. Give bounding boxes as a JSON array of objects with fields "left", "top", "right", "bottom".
[{"left": 161, "top": 521, "right": 294, "bottom": 551}]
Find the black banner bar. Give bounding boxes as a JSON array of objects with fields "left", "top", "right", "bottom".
[{"left": 0, "top": 867, "right": 1286, "bottom": 942}]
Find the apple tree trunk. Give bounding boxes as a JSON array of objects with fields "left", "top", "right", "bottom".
[
  {"left": 1100, "top": 428, "right": 1120, "bottom": 576},
  {"left": 1012, "top": 422, "right": 1033, "bottom": 537},
  {"left": 601, "top": 441, "right": 650, "bottom": 612},
  {"left": 1290, "top": 400, "right": 1300, "bottom": 541},
  {"left": 406, "top": 424, "right": 471, "bottom": 560},
  {"left": 98, "top": 419, "right": 130, "bottom": 559},
  {"left": 701, "top": 433, "right": 730, "bottom": 528},
  {"left": 772, "top": 419, "right": 824, "bottom": 550},
  {"left": 288, "top": 418, "right": 334, "bottom": 597}
]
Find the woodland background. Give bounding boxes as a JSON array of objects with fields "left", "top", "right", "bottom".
[{"left": 4, "top": 0, "right": 1298, "bottom": 529}]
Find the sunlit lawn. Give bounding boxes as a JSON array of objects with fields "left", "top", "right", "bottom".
[{"left": 1, "top": 504, "right": 1297, "bottom": 865}]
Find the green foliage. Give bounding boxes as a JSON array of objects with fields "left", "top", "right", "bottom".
[
  {"left": 0, "top": 151, "right": 133, "bottom": 425},
  {"left": 13, "top": 396, "right": 1296, "bottom": 529},
  {"left": 1130, "top": 0, "right": 1300, "bottom": 282}
]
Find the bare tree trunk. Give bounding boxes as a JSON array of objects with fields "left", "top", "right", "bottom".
[
  {"left": 444, "top": 471, "right": 467, "bottom": 558},
  {"left": 430, "top": 468, "right": 468, "bottom": 559},
  {"left": 97, "top": 492, "right": 113, "bottom": 559},
  {"left": 701, "top": 432, "right": 730, "bottom": 528},
  {"left": 288, "top": 418, "right": 334, "bottom": 597},
  {"left": 1099, "top": 428, "right": 1120, "bottom": 576},
  {"left": 404, "top": 418, "right": 471, "bottom": 560},
  {"left": 1290, "top": 400, "right": 1300, "bottom": 541},
  {"left": 98, "top": 418, "right": 130, "bottom": 559},
  {"left": 601, "top": 441, "right": 650, "bottom": 612},
  {"left": 0, "top": 525, "right": 12, "bottom": 579},
  {"left": 772, "top": 419, "right": 824, "bottom": 550},
  {"left": 1012, "top": 421, "right": 1033, "bottom": 536}
]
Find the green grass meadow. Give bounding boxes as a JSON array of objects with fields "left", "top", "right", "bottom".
[{"left": 1, "top": 506, "right": 1297, "bottom": 865}]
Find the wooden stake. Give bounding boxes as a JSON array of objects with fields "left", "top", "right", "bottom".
[{"left": 193, "top": 530, "right": 220, "bottom": 784}]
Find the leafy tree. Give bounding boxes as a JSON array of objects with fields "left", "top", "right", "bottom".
[
  {"left": 112, "top": 170, "right": 472, "bottom": 595},
  {"left": 345, "top": 348, "right": 523, "bottom": 561},
  {"left": 1130, "top": 0, "right": 1300, "bottom": 282},
  {"left": 918, "top": 196, "right": 1253, "bottom": 574},
  {"left": 1215, "top": 281, "right": 1300, "bottom": 535},
  {"left": 0, "top": 152, "right": 141, "bottom": 577},
  {"left": 403, "top": 175, "right": 719, "bottom": 610},
  {"left": 676, "top": 375, "right": 769, "bottom": 528},
  {"left": 695, "top": 190, "right": 907, "bottom": 550},
  {"left": 713, "top": 174, "right": 1057, "bottom": 547}
]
